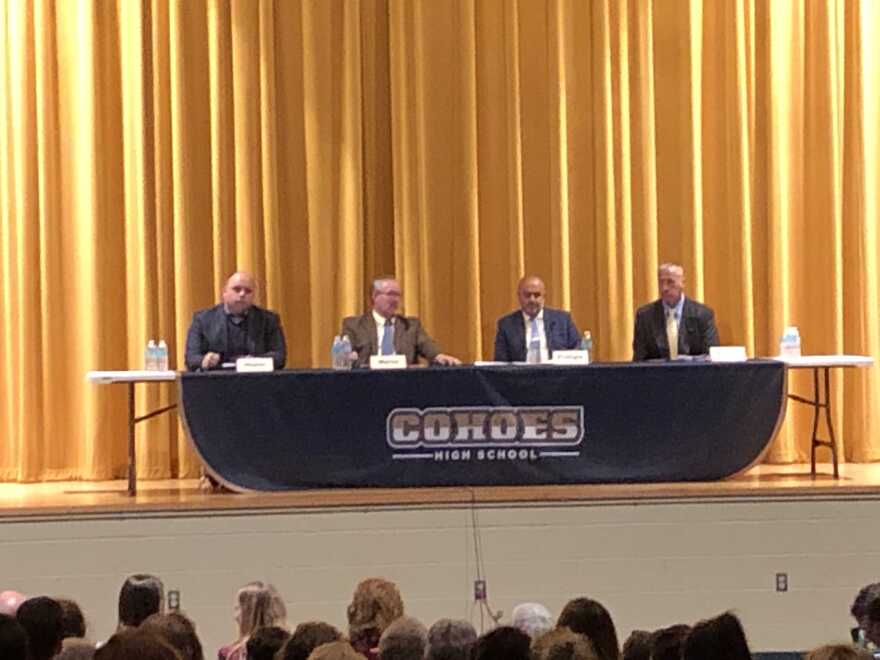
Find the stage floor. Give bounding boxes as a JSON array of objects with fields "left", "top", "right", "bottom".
[{"left": 2, "top": 461, "right": 880, "bottom": 517}]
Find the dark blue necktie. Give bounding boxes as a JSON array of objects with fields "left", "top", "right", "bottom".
[{"left": 381, "top": 320, "right": 394, "bottom": 355}]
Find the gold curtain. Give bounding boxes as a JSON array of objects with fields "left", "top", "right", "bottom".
[{"left": 1, "top": 0, "right": 879, "bottom": 482}]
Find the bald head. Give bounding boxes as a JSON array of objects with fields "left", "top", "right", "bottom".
[
  {"left": 517, "top": 276, "right": 546, "bottom": 318},
  {"left": 657, "top": 263, "right": 685, "bottom": 307},
  {"left": 222, "top": 271, "right": 257, "bottom": 315},
  {"left": 0, "top": 591, "right": 26, "bottom": 616}
]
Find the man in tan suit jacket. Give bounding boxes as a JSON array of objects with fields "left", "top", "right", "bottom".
[{"left": 341, "top": 277, "right": 461, "bottom": 367}]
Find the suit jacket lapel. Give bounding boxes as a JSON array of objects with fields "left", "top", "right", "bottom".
[
  {"left": 361, "top": 313, "right": 377, "bottom": 358},
  {"left": 652, "top": 301, "right": 669, "bottom": 355},
  {"left": 248, "top": 307, "right": 264, "bottom": 354},
  {"left": 511, "top": 315, "right": 526, "bottom": 361}
]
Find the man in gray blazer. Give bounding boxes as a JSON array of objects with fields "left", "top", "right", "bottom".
[
  {"left": 185, "top": 271, "right": 286, "bottom": 371},
  {"left": 341, "top": 277, "right": 461, "bottom": 367},
  {"left": 632, "top": 263, "right": 719, "bottom": 361}
]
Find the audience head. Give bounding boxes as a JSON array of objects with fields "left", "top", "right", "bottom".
[
  {"left": 58, "top": 638, "right": 97, "bottom": 660},
  {"left": 557, "top": 597, "right": 620, "bottom": 660},
  {"left": 57, "top": 598, "right": 87, "bottom": 639},
  {"left": 245, "top": 625, "right": 290, "bottom": 660},
  {"left": 805, "top": 645, "right": 873, "bottom": 660},
  {"left": 682, "top": 612, "right": 751, "bottom": 660},
  {"left": 426, "top": 619, "right": 477, "bottom": 660},
  {"left": 371, "top": 277, "right": 403, "bottom": 319},
  {"left": 650, "top": 624, "right": 690, "bottom": 660},
  {"left": 532, "top": 627, "right": 599, "bottom": 660},
  {"left": 517, "top": 276, "right": 546, "bottom": 318},
  {"left": 378, "top": 616, "right": 427, "bottom": 660},
  {"left": 16, "top": 596, "right": 64, "bottom": 660},
  {"left": 511, "top": 602, "right": 554, "bottom": 639},
  {"left": 279, "top": 621, "right": 343, "bottom": 660},
  {"left": 347, "top": 577, "right": 404, "bottom": 650},
  {"left": 0, "top": 613, "right": 29, "bottom": 660},
  {"left": 621, "top": 630, "right": 651, "bottom": 660},
  {"left": 657, "top": 263, "right": 685, "bottom": 307},
  {"left": 96, "top": 629, "right": 182, "bottom": 660},
  {"left": 118, "top": 574, "right": 165, "bottom": 629},
  {"left": 234, "top": 581, "right": 287, "bottom": 639},
  {"left": 472, "top": 625, "right": 531, "bottom": 660},
  {"left": 307, "top": 640, "right": 363, "bottom": 660},
  {"left": 851, "top": 583, "right": 880, "bottom": 627},
  {"left": 222, "top": 272, "right": 257, "bottom": 316},
  {"left": 140, "top": 612, "right": 204, "bottom": 660},
  {"left": 0, "top": 590, "right": 27, "bottom": 617}
]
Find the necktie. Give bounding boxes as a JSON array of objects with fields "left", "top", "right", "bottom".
[
  {"left": 666, "top": 309, "right": 679, "bottom": 359},
  {"left": 529, "top": 316, "right": 540, "bottom": 352},
  {"left": 381, "top": 320, "right": 394, "bottom": 355}
]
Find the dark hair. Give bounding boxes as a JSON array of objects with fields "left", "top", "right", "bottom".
[
  {"left": 621, "top": 631, "right": 651, "bottom": 660},
  {"left": 682, "top": 612, "right": 751, "bottom": 660},
  {"left": 16, "top": 596, "right": 64, "bottom": 660},
  {"left": 58, "top": 638, "right": 98, "bottom": 660},
  {"left": 426, "top": 619, "right": 477, "bottom": 660},
  {"left": 0, "top": 613, "right": 29, "bottom": 660},
  {"left": 245, "top": 626, "right": 290, "bottom": 660},
  {"left": 852, "top": 584, "right": 880, "bottom": 623},
  {"left": 473, "top": 626, "right": 531, "bottom": 660},
  {"left": 96, "top": 629, "right": 181, "bottom": 660},
  {"left": 118, "top": 575, "right": 164, "bottom": 628},
  {"left": 57, "top": 598, "right": 87, "bottom": 639},
  {"left": 140, "top": 613, "right": 203, "bottom": 660},
  {"left": 279, "top": 621, "right": 343, "bottom": 660},
  {"left": 557, "top": 598, "right": 619, "bottom": 660},
  {"left": 650, "top": 625, "right": 690, "bottom": 660}
]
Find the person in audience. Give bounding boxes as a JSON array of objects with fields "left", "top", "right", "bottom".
[
  {"left": 0, "top": 590, "right": 27, "bottom": 616},
  {"left": 511, "top": 602, "right": 554, "bottom": 640},
  {"left": 219, "top": 581, "right": 287, "bottom": 660},
  {"left": 0, "top": 613, "right": 29, "bottom": 660},
  {"left": 185, "top": 271, "right": 287, "bottom": 371},
  {"left": 621, "top": 630, "right": 651, "bottom": 660},
  {"left": 140, "top": 612, "right": 204, "bottom": 660},
  {"left": 632, "top": 262, "right": 719, "bottom": 361},
  {"left": 557, "top": 597, "right": 620, "bottom": 660},
  {"left": 863, "top": 598, "right": 880, "bottom": 649},
  {"left": 96, "top": 629, "right": 181, "bottom": 660},
  {"left": 378, "top": 616, "right": 428, "bottom": 660},
  {"left": 805, "top": 644, "right": 873, "bottom": 660},
  {"left": 472, "top": 625, "right": 531, "bottom": 660},
  {"left": 245, "top": 626, "right": 290, "bottom": 660},
  {"left": 426, "top": 619, "right": 477, "bottom": 660},
  {"left": 307, "top": 640, "right": 363, "bottom": 660},
  {"left": 851, "top": 583, "right": 880, "bottom": 647},
  {"left": 58, "top": 638, "right": 97, "bottom": 660},
  {"left": 650, "top": 624, "right": 691, "bottom": 660},
  {"left": 16, "top": 596, "right": 65, "bottom": 660},
  {"left": 531, "top": 627, "right": 599, "bottom": 660},
  {"left": 682, "top": 611, "right": 751, "bottom": 660},
  {"left": 57, "top": 598, "right": 87, "bottom": 639},
  {"left": 341, "top": 276, "right": 461, "bottom": 367},
  {"left": 278, "top": 621, "right": 343, "bottom": 660},
  {"left": 347, "top": 577, "right": 405, "bottom": 660},
  {"left": 493, "top": 276, "right": 581, "bottom": 362},
  {"left": 118, "top": 574, "right": 165, "bottom": 631}
]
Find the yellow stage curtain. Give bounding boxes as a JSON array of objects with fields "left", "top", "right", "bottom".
[{"left": 1, "top": 0, "right": 879, "bottom": 482}]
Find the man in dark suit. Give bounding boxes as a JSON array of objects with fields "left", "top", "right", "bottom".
[
  {"left": 493, "top": 276, "right": 581, "bottom": 362},
  {"left": 632, "top": 263, "right": 719, "bottom": 361},
  {"left": 341, "top": 276, "right": 461, "bottom": 367},
  {"left": 184, "top": 271, "right": 286, "bottom": 370}
]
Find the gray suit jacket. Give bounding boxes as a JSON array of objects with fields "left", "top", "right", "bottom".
[
  {"left": 632, "top": 298, "right": 719, "bottom": 361},
  {"left": 184, "top": 304, "right": 286, "bottom": 371},
  {"left": 341, "top": 313, "right": 442, "bottom": 367}
]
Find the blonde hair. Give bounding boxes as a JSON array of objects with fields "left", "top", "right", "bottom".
[
  {"left": 236, "top": 582, "right": 287, "bottom": 638},
  {"left": 532, "top": 628, "right": 599, "bottom": 660},
  {"left": 805, "top": 645, "right": 873, "bottom": 660},
  {"left": 307, "top": 641, "right": 363, "bottom": 660}
]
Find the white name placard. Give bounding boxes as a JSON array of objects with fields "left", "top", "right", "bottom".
[
  {"left": 709, "top": 346, "right": 748, "bottom": 363},
  {"left": 550, "top": 350, "right": 590, "bottom": 365},
  {"left": 236, "top": 357, "right": 275, "bottom": 372},
  {"left": 370, "top": 354, "right": 408, "bottom": 370}
]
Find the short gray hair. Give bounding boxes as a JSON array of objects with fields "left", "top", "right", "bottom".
[
  {"left": 378, "top": 616, "right": 428, "bottom": 660},
  {"left": 511, "top": 602, "right": 553, "bottom": 639},
  {"left": 426, "top": 619, "right": 477, "bottom": 660},
  {"left": 372, "top": 276, "right": 398, "bottom": 295}
]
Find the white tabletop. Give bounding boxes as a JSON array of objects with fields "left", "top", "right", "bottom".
[
  {"left": 775, "top": 354, "right": 874, "bottom": 368},
  {"left": 87, "top": 370, "right": 178, "bottom": 384}
]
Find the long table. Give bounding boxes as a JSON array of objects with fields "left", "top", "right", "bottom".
[{"left": 179, "top": 361, "right": 787, "bottom": 492}]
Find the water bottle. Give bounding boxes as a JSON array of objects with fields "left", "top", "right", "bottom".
[
  {"left": 340, "top": 334, "right": 353, "bottom": 370},
  {"left": 779, "top": 326, "right": 801, "bottom": 357},
  {"left": 580, "top": 330, "right": 593, "bottom": 363},
  {"left": 331, "top": 335, "right": 345, "bottom": 370},
  {"left": 156, "top": 339, "right": 169, "bottom": 371},
  {"left": 145, "top": 339, "right": 157, "bottom": 370}
]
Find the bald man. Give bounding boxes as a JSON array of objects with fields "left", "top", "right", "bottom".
[
  {"left": 184, "top": 271, "right": 287, "bottom": 370},
  {"left": 493, "top": 276, "right": 581, "bottom": 362}
]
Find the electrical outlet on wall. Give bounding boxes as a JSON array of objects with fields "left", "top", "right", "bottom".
[{"left": 775, "top": 573, "right": 788, "bottom": 592}]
